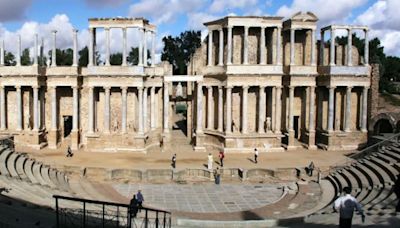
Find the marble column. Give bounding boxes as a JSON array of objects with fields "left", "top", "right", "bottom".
[
  {"left": 217, "top": 86, "right": 223, "bottom": 132},
  {"left": 218, "top": 29, "right": 224, "bottom": 66},
  {"left": 225, "top": 86, "right": 232, "bottom": 133},
  {"left": 0, "top": 86, "right": 5, "bottom": 130},
  {"left": 121, "top": 87, "right": 127, "bottom": 133},
  {"left": 50, "top": 86, "right": 57, "bottom": 131},
  {"left": 260, "top": 27, "right": 266, "bottom": 65},
  {"left": 143, "top": 87, "right": 148, "bottom": 132},
  {"left": 243, "top": 26, "right": 249, "bottom": 65},
  {"left": 72, "top": 86, "right": 79, "bottom": 131},
  {"left": 258, "top": 86, "right": 266, "bottom": 133},
  {"left": 196, "top": 82, "right": 203, "bottom": 134},
  {"left": 320, "top": 31, "right": 325, "bottom": 66},
  {"left": 361, "top": 87, "right": 369, "bottom": 132},
  {"left": 288, "top": 86, "right": 294, "bottom": 131},
  {"left": 16, "top": 86, "right": 22, "bottom": 131},
  {"left": 104, "top": 87, "right": 110, "bottom": 133},
  {"left": 150, "top": 87, "right": 156, "bottom": 130},
  {"left": 242, "top": 86, "right": 248, "bottom": 133},
  {"left": 163, "top": 83, "right": 169, "bottom": 133},
  {"left": 105, "top": 28, "right": 110, "bottom": 66},
  {"left": 328, "top": 86, "right": 335, "bottom": 132},
  {"left": 88, "top": 87, "right": 94, "bottom": 133},
  {"left": 122, "top": 28, "right": 127, "bottom": 66},
  {"left": 143, "top": 29, "right": 148, "bottom": 66},
  {"left": 347, "top": 28, "right": 352, "bottom": 66},
  {"left": 207, "top": 86, "right": 213, "bottom": 130},
  {"left": 33, "top": 86, "right": 39, "bottom": 131},
  {"left": 276, "top": 27, "right": 282, "bottom": 65},
  {"left": 344, "top": 86, "right": 352, "bottom": 132},
  {"left": 364, "top": 29, "right": 369, "bottom": 65},
  {"left": 272, "top": 87, "right": 276, "bottom": 131},
  {"left": 138, "top": 87, "right": 144, "bottom": 134},
  {"left": 330, "top": 28, "right": 335, "bottom": 66},
  {"left": 275, "top": 86, "right": 282, "bottom": 134},
  {"left": 151, "top": 32, "right": 156, "bottom": 67},
  {"left": 227, "top": 26, "right": 232, "bottom": 65},
  {"left": 311, "top": 29, "right": 316, "bottom": 66},
  {"left": 51, "top": 31, "right": 57, "bottom": 67},
  {"left": 309, "top": 86, "right": 316, "bottom": 132},
  {"left": 0, "top": 40, "right": 4, "bottom": 66},
  {"left": 16, "top": 35, "right": 21, "bottom": 67},
  {"left": 207, "top": 30, "right": 213, "bottom": 66},
  {"left": 33, "top": 34, "right": 38, "bottom": 66},
  {"left": 290, "top": 28, "right": 295, "bottom": 65},
  {"left": 88, "top": 28, "right": 94, "bottom": 66},
  {"left": 138, "top": 28, "right": 143, "bottom": 66},
  {"left": 72, "top": 29, "right": 78, "bottom": 67}
]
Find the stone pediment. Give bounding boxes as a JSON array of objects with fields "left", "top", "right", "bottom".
[{"left": 290, "top": 11, "right": 318, "bottom": 22}]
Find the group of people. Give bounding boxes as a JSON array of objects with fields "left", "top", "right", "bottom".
[{"left": 129, "top": 190, "right": 145, "bottom": 219}]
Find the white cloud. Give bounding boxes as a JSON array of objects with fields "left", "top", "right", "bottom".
[
  {"left": 0, "top": 0, "right": 32, "bottom": 22},
  {"left": 187, "top": 12, "right": 219, "bottom": 31},
  {"left": 84, "top": 0, "right": 128, "bottom": 8},
  {"left": 209, "top": 0, "right": 258, "bottom": 13}
]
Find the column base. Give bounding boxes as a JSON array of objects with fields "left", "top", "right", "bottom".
[
  {"left": 287, "top": 130, "right": 295, "bottom": 150},
  {"left": 307, "top": 130, "right": 317, "bottom": 150},
  {"left": 70, "top": 130, "right": 80, "bottom": 150},
  {"left": 48, "top": 129, "right": 59, "bottom": 149}
]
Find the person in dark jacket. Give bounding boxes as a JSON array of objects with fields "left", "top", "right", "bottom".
[
  {"left": 136, "top": 190, "right": 144, "bottom": 212},
  {"left": 129, "top": 195, "right": 139, "bottom": 218}
]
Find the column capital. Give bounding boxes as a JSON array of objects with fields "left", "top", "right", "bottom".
[
  {"left": 104, "top": 86, "right": 111, "bottom": 91},
  {"left": 226, "top": 85, "right": 233, "bottom": 90},
  {"left": 218, "top": 85, "right": 222, "bottom": 89},
  {"left": 363, "top": 86, "right": 370, "bottom": 90},
  {"left": 327, "top": 85, "right": 336, "bottom": 90},
  {"left": 52, "top": 30, "right": 57, "bottom": 34},
  {"left": 121, "top": 86, "right": 128, "bottom": 91},
  {"left": 259, "top": 85, "right": 266, "bottom": 89},
  {"left": 15, "top": 85, "right": 21, "bottom": 90},
  {"left": 242, "top": 85, "right": 249, "bottom": 90},
  {"left": 226, "top": 25, "right": 233, "bottom": 29},
  {"left": 104, "top": 27, "right": 110, "bottom": 31},
  {"left": 206, "top": 85, "right": 213, "bottom": 89},
  {"left": 32, "top": 85, "right": 40, "bottom": 90},
  {"left": 275, "top": 85, "right": 282, "bottom": 89},
  {"left": 347, "top": 86, "right": 353, "bottom": 90},
  {"left": 218, "top": 27, "right": 223, "bottom": 32},
  {"left": 244, "top": 26, "right": 249, "bottom": 30}
]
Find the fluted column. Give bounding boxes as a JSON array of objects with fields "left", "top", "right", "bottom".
[
  {"left": 121, "top": 87, "right": 127, "bottom": 133},
  {"left": 122, "top": 28, "right": 127, "bottom": 66},
  {"left": 0, "top": 40, "right": 4, "bottom": 66},
  {"left": 196, "top": 82, "right": 203, "bottom": 134},
  {"left": 225, "top": 86, "right": 232, "bottom": 133},
  {"left": 50, "top": 86, "right": 57, "bottom": 131},
  {"left": 260, "top": 27, "right": 266, "bottom": 65},
  {"left": 16, "top": 86, "right": 22, "bottom": 131},
  {"left": 364, "top": 29, "right": 369, "bottom": 65},
  {"left": 272, "top": 87, "right": 276, "bottom": 131},
  {"left": 217, "top": 86, "right": 223, "bottom": 131},
  {"left": 309, "top": 86, "right": 316, "bottom": 132},
  {"left": 72, "top": 86, "right": 79, "bottom": 131},
  {"left": 218, "top": 29, "right": 224, "bottom": 66},
  {"left": 242, "top": 86, "right": 248, "bottom": 133},
  {"left": 143, "top": 29, "right": 148, "bottom": 66},
  {"left": 243, "top": 26, "right": 249, "bottom": 65},
  {"left": 344, "top": 86, "right": 352, "bottom": 132},
  {"left": 320, "top": 31, "right": 325, "bottom": 66},
  {"left": 16, "top": 35, "right": 21, "bottom": 66},
  {"left": 347, "top": 28, "right": 352, "bottom": 66},
  {"left": 51, "top": 31, "right": 57, "bottom": 67},
  {"left": 138, "top": 87, "right": 143, "bottom": 134},
  {"left": 288, "top": 86, "right": 294, "bottom": 131},
  {"left": 227, "top": 26, "right": 232, "bottom": 65},
  {"left": 33, "top": 34, "right": 38, "bottom": 66},
  {"left": 0, "top": 86, "right": 5, "bottom": 130},
  {"left": 290, "top": 28, "right": 295, "bottom": 65},
  {"left": 104, "top": 87, "right": 110, "bottom": 133},
  {"left": 276, "top": 27, "right": 282, "bottom": 65},
  {"left": 87, "top": 87, "right": 94, "bottom": 133},
  {"left": 207, "top": 86, "right": 213, "bottom": 130},
  {"left": 33, "top": 86, "right": 39, "bottom": 131},
  {"left": 163, "top": 83, "right": 169, "bottom": 133},
  {"left": 258, "top": 86, "right": 266, "bottom": 133},
  {"left": 361, "top": 87, "right": 369, "bottom": 132},
  {"left": 207, "top": 30, "right": 213, "bottom": 66},
  {"left": 151, "top": 31, "right": 156, "bottom": 67},
  {"left": 88, "top": 28, "right": 94, "bottom": 66},
  {"left": 275, "top": 86, "right": 282, "bottom": 134},
  {"left": 143, "top": 87, "right": 148, "bottom": 132},
  {"left": 150, "top": 86, "right": 156, "bottom": 130},
  {"left": 311, "top": 29, "right": 316, "bottom": 66},
  {"left": 328, "top": 86, "right": 335, "bottom": 132},
  {"left": 330, "top": 28, "right": 335, "bottom": 66},
  {"left": 72, "top": 29, "right": 78, "bottom": 67},
  {"left": 138, "top": 28, "right": 143, "bottom": 66},
  {"left": 105, "top": 28, "right": 110, "bottom": 66}
]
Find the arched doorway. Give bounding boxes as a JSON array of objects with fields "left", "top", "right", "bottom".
[{"left": 374, "top": 119, "right": 394, "bottom": 135}]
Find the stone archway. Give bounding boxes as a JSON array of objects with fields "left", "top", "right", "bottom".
[{"left": 370, "top": 113, "right": 397, "bottom": 135}]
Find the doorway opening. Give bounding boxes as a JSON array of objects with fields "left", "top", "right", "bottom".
[
  {"left": 63, "top": 116, "right": 73, "bottom": 138},
  {"left": 173, "top": 101, "right": 187, "bottom": 136},
  {"left": 294, "top": 116, "right": 300, "bottom": 139}
]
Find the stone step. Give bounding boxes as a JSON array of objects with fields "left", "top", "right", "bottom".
[
  {"left": 24, "top": 159, "right": 39, "bottom": 184},
  {"left": 376, "top": 151, "right": 398, "bottom": 164},
  {"left": 344, "top": 167, "right": 369, "bottom": 202},
  {"left": 367, "top": 156, "right": 398, "bottom": 182},
  {"left": 32, "top": 162, "right": 48, "bottom": 186},
  {"left": 362, "top": 159, "right": 393, "bottom": 185},
  {"left": 40, "top": 165, "right": 57, "bottom": 189},
  {"left": 352, "top": 163, "right": 381, "bottom": 188},
  {"left": 6, "top": 153, "right": 20, "bottom": 178},
  {"left": 0, "top": 148, "right": 13, "bottom": 176},
  {"left": 15, "top": 155, "right": 28, "bottom": 180}
]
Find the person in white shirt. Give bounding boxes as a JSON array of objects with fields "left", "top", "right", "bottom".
[
  {"left": 207, "top": 153, "right": 213, "bottom": 170},
  {"left": 254, "top": 148, "right": 259, "bottom": 164},
  {"left": 334, "top": 187, "right": 365, "bottom": 228}
]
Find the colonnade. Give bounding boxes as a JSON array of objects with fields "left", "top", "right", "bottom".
[{"left": 289, "top": 28, "right": 317, "bottom": 66}]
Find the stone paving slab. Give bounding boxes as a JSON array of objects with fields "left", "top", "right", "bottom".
[{"left": 113, "top": 183, "right": 285, "bottom": 213}]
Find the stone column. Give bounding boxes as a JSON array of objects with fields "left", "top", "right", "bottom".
[
  {"left": 33, "top": 34, "right": 38, "bottom": 66},
  {"left": 121, "top": 87, "right": 127, "bottom": 133},
  {"left": 364, "top": 29, "right": 369, "bottom": 65},
  {"left": 51, "top": 31, "right": 57, "bottom": 67},
  {"left": 16, "top": 86, "right": 22, "bottom": 131},
  {"left": 0, "top": 40, "right": 4, "bottom": 66},
  {"left": 0, "top": 86, "right": 5, "bottom": 130},
  {"left": 217, "top": 86, "right": 223, "bottom": 132},
  {"left": 225, "top": 86, "right": 232, "bottom": 133},
  {"left": 72, "top": 86, "right": 79, "bottom": 131},
  {"left": 276, "top": 27, "right": 282, "bottom": 65},
  {"left": 330, "top": 28, "right": 335, "bottom": 66},
  {"left": 218, "top": 28, "right": 224, "bottom": 66},
  {"left": 347, "top": 28, "right": 352, "bottom": 66},
  {"left": 143, "top": 87, "right": 148, "bottom": 132},
  {"left": 196, "top": 82, "right": 203, "bottom": 133},
  {"left": 151, "top": 31, "right": 156, "bottom": 67},
  {"left": 207, "top": 86, "right": 213, "bottom": 130},
  {"left": 72, "top": 29, "right": 78, "bottom": 67},
  {"left": 138, "top": 87, "right": 144, "bottom": 134},
  {"left": 88, "top": 28, "right": 94, "bottom": 66},
  {"left": 258, "top": 86, "right": 266, "bottom": 133},
  {"left": 138, "top": 28, "right": 143, "bottom": 66},
  {"left": 143, "top": 29, "right": 148, "bottom": 66},
  {"left": 328, "top": 86, "right": 335, "bottom": 132},
  {"left": 260, "top": 27, "right": 266, "bottom": 65},
  {"left": 361, "top": 87, "right": 369, "bottom": 132},
  {"left": 290, "top": 28, "right": 295, "bottom": 65},
  {"left": 309, "top": 86, "right": 316, "bottom": 132},
  {"left": 88, "top": 87, "right": 94, "bottom": 133},
  {"left": 227, "top": 26, "right": 232, "bottom": 65},
  {"left": 105, "top": 28, "right": 110, "bottom": 66},
  {"left": 272, "top": 87, "right": 276, "bottom": 131},
  {"left": 207, "top": 30, "right": 213, "bottom": 66},
  {"left": 33, "top": 86, "right": 39, "bottom": 131},
  {"left": 243, "top": 26, "right": 249, "bottom": 65},
  {"left": 150, "top": 86, "right": 156, "bottom": 130},
  {"left": 275, "top": 86, "right": 282, "bottom": 134},
  {"left": 163, "top": 83, "right": 169, "bottom": 133},
  {"left": 311, "top": 29, "right": 316, "bottom": 66},
  {"left": 288, "top": 86, "right": 294, "bottom": 131},
  {"left": 242, "top": 86, "right": 249, "bottom": 134},
  {"left": 320, "top": 31, "right": 325, "bottom": 66},
  {"left": 122, "top": 28, "right": 127, "bottom": 66},
  {"left": 16, "top": 35, "right": 21, "bottom": 66},
  {"left": 104, "top": 87, "right": 111, "bottom": 133},
  {"left": 50, "top": 86, "right": 57, "bottom": 131},
  {"left": 344, "top": 86, "right": 352, "bottom": 132}
]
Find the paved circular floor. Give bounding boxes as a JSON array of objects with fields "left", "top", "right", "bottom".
[{"left": 113, "top": 183, "right": 285, "bottom": 213}]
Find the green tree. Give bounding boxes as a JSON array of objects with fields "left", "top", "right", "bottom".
[
  {"left": 110, "top": 53, "right": 122, "bottom": 65},
  {"left": 21, "top": 48, "right": 32, "bottom": 66},
  {"left": 4, "top": 51, "right": 16, "bottom": 66},
  {"left": 161, "top": 30, "right": 201, "bottom": 75},
  {"left": 78, "top": 46, "right": 101, "bottom": 67},
  {"left": 127, "top": 47, "right": 151, "bottom": 65}
]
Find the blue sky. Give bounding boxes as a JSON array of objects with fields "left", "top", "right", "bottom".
[{"left": 0, "top": 0, "right": 399, "bottom": 57}]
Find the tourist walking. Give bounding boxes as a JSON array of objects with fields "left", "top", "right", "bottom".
[
  {"left": 308, "top": 161, "right": 315, "bottom": 176},
  {"left": 394, "top": 174, "right": 400, "bottom": 214},
  {"left": 218, "top": 151, "right": 225, "bottom": 167},
  {"left": 334, "top": 187, "right": 365, "bottom": 228},
  {"left": 254, "top": 148, "right": 259, "bottom": 164},
  {"left": 207, "top": 153, "right": 213, "bottom": 169},
  {"left": 129, "top": 195, "right": 139, "bottom": 218},
  {"left": 171, "top": 153, "right": 176, "bottom": 169},
  {"left": 214, "top": 167, "right": 221, "bottom": 185},
  {"left": 136, "top": 190, "right": 144, "bottom": 212},
  {"left": 66, "top": 146, "right": 73, "bottom": 157}
]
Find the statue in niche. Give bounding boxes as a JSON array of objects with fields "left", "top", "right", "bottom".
[
  {"left": 176, "top": 82, "right": 183, "bottom": 98},
  {"left": 266, "top": 117, "right": 272, "bottom": 132}
]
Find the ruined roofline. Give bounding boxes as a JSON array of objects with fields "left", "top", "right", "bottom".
[
  {"left": 204, "top": 16, "right": 284, "bottom": 27},
  {"left": 89, "top": 17, "right": 156, "bottom": 31},
  {"left": 321, "top": 24, "right": 369, "bottom": 31}
]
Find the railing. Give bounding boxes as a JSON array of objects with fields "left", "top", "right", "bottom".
[{"left": 54, "top": 195, "right": 172, "bottom": 228}]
